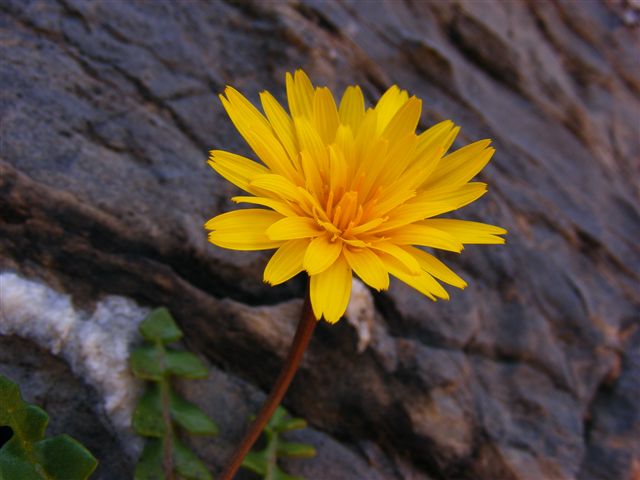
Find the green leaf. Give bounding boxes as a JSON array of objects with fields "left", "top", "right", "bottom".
[
  {"left": 0, "top": 446, "right": 42, "bottom": 480},
  {"left": 277, "top": 442, "right": 316, "bottom": 458},
  {"left": 165, "top": 350, "right": 208, "bottom": 379},
  {"left": 268, "top": 406, "right": 288, "bottom": 430},
  {"left": 240, "top": 405, "right": 315, "bottom": 479},
  {"left": 169, "top": 393, "right": 218, "bottom": 436},
  {"left": 0, "top": 376, "right": 48, "bottom": 442},
  {"left": 130, "top": 308, "right": 214, "bottom": 480},
  {"left": 276, "top": 418, "right": 307, "bottom": 433},
  {"left": 134, "top": 438, "right": 164, "bottom": 480},
  {"left": 18, "top": 406, "right": 49, "bottom": 444},
  {"left": 35, "top": 435, "right": 98, "bottom": 479},
  {"left": 240, "top": 450, "right": 268, "bottom": 476},
  {"left": 130, "top": 345, "right": 166, "bottom": 381},
  {"left": 174, "top": 438, "right": 212, "bottom": 480},
  {"left": 0, "top": 375, "right": 22, "bottom": 422},
  {"left": 0, "top": 375, "right": 97, "bottom": 480},
  {"left": 132, "top": 384, "right": 165, "bottom": 438},
  {"left": 139, "top": 308, "right": 183, "bottom": 344}
]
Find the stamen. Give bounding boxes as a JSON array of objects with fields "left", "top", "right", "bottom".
[
  {"left": 318, "top": 219, "right": 341, "bottom": 235},
  {"left": 325, "top": 190, "right": 335, "bottom": 218},
  {"left": 352, "top": 172, "right": 366, "bottom": 192},
  {"left": 353, "top": 205, "right": 364, "bottom": 226},
  {"left": 333, "top": 205, "right": 343, "bottom": 229},
  {"left": 337, "top": 191, "right": 358, "bottom": 230}
]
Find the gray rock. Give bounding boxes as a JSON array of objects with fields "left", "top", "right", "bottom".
[
  {"left": 0, "top": 336, "right": 133, "bottom": 480},
  {"left": 1, "top": 0, "right": 638, "bottom": 479}
]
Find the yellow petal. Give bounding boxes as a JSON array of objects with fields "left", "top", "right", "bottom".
[
  {"left": 294, "top": 116, "right": 328, "bottom": 172},
  {"left": 343, "top": 247, "right": 389, "bottom": 291},
  {"left": 310, "top": 255, "right": 352, "bottom": 323},
  {"left": 414, "top": 120, "right": 456, "bottom": 158},
  {"left": 375, "top": 85, "right": 409, "bottom": 132},
  {"left": 378, "top": 252, "right": 449, "bottom": 300},
  {"left": 423, "top": 219, "right": 507, "bottom": 244},
  {"left": 205, "top": 209, "right": 283, "bottom": 250},
  {"left": 221, "top": 88, "right": 298, "bottom": 179},
  {"left": 334, "top": 124, "right": 356, "bottom": 175},
  {"left": 347, "top": 216, "right": 387, "bottom": 235},
  {"left": 414, "top": 182, "right": 488, "bottom": 208},
  {"left": 260, "top": 90, "right": 299, "bottom": 165},
  {"left": 328, "top": 146, "right": 348, "bottom": 195},
  {"left": 398, "top": 120, "right": 458, "bottom": 188},
  {"left": 425, "top": 140, "right": 494, "bottom": 188},
  {"left": 370, "top": 241, "right": 421, "bottom": 275},
  {"left": 313, "top": 87, "right": 340, "bottom": 143},
  {"left": 395, "top": 144, "right": 445, "bottom": 191},
  {"left": 220, "top": 86, "right": 272, "bottom": 133},
  {"left": 440, "top": 125, "right": 460, "bottom": 154},
  {"left": 366, "top": 188, "right": 417, "bottom": 220},
  {"left": 231, "top": 196, "right": 298, "bottom": 217},
  {"left": 264, "top": 239, "right": 308, "bottom": 285},
  {"left": 300, "top": 150, "right": 324, "bottom": 199},
  {"left": 303, "top": 235, "right": 343, "bottom": 275},
  {"left": 266, "top": 216, "right": 322, "bottom": 241},
  {"left": 371, "top": 183, "right": 487, "bottom": 231},
  {"left": 338, "top": 85, "right": 365, "bottom": 131},
  {"left": 353, "top": 134, "right": 390, "bottom": 200},
  {"left": 382, "top": 96, "right": 422, "bottom": 143},
  {"left": 243, "top": 127, "right": 298, "bottom": 181},
  {"left": 208, "top": 150, "right": 269, "bottom": 193},
  {"left": 394, "top": 268, "right": 448, "bottom": 300},
  {"left": 403, "top": 246, "right": 467, "bottom": 289},
  {"left": 250, "top": 174, "right": 305, "bottom": 203},
  {"left": 403, "top": 270, "right": 449, "bottom": 300},
  {"left": 384, "top": 224, "right": 464, "bottom": 252},
  {"left": 286, "top": 70, "right": 314, "bottom": 119},
  {"left": 357, "top": 130, "right": 417, "bottom": 200},
  {"left": 353, "top": 108, "right": 379, "bottom": 170}
]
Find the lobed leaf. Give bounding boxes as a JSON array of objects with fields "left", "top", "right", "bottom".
[
  {"left": 130, "top": 307, "right": 218, "bottom": 479},
  {"left": 170, "top": 393, "right": 218, "bottom": 436},
  {"left": 0, "top": 375, "right": 97, "bottom": 480},
  {"left": 139, "top": 308, "right": 183, "bottom": 344},
  {"left": 241, "top": 406, "right": 315, "bottom": 479},
  {"left": 165, "top": 350, "right": 208, "bottom": 379},
  {"left": 35, "top": 435, "right": 98, "bottom": 479},
  {"left": 276, "top": 418, "right": 307, "bottom": 434},
  {"left": 134, "top": 438, "right": 163, "bottom": 480},
  {"left": 130, "top": 345, "right": 165, "bottom": 381},
  {"left": 241, "top": 450, "right": 268, "bottom": 476},
  {"left": 174, "top": 438, "right": 212, "bottom": 480},
  {"left": 0, "top": 448, "right": 42, "bottom": 479},
  {"left": 132, "top": 384, "right": 165, "bottom": 438},
  {"left": 277, "top": 442, "right": 316, "bottom": 459}
]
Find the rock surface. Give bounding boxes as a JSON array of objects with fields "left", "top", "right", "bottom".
[{"left": 1, "top": 1, "right": 639, "bottom": 479}]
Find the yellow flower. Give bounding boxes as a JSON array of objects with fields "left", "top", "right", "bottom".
[{"left": 206, "top": 70, "right": 506, "bottom": 323}]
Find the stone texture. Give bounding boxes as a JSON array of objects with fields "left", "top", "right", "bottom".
[
  {"left": 0, "top": 336, "right": 133, "bottom": 480},
  {"left": 1, "top": 1, "right": 639, "bottom": 479}
]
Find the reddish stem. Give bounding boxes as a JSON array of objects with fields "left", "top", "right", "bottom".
[{"left": 219, "top": 283, "right": 316, "bottom": 480}]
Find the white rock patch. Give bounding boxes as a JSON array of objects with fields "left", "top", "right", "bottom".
[
  {"left": 346, "top": 278, "right": 376, "bottom": 353},
  {"left": 0, "top": 271, "right": 148, "bottom": 455}
]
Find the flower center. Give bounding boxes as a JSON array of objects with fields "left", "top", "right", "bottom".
[{"left": 314, "top": 183, "right": 386, "bottom": 243}]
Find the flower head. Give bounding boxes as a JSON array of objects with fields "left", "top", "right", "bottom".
[{"left": 206, "top": 70, "right": 506, "bottom": 323}]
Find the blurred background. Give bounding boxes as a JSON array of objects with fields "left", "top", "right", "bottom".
[{"left": 1, "top": 1, "right": 638, "bottom": 479}]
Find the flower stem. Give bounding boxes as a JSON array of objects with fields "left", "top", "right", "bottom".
[{"left": 219, "top": 283, "right": 316, "bottom": 480}]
